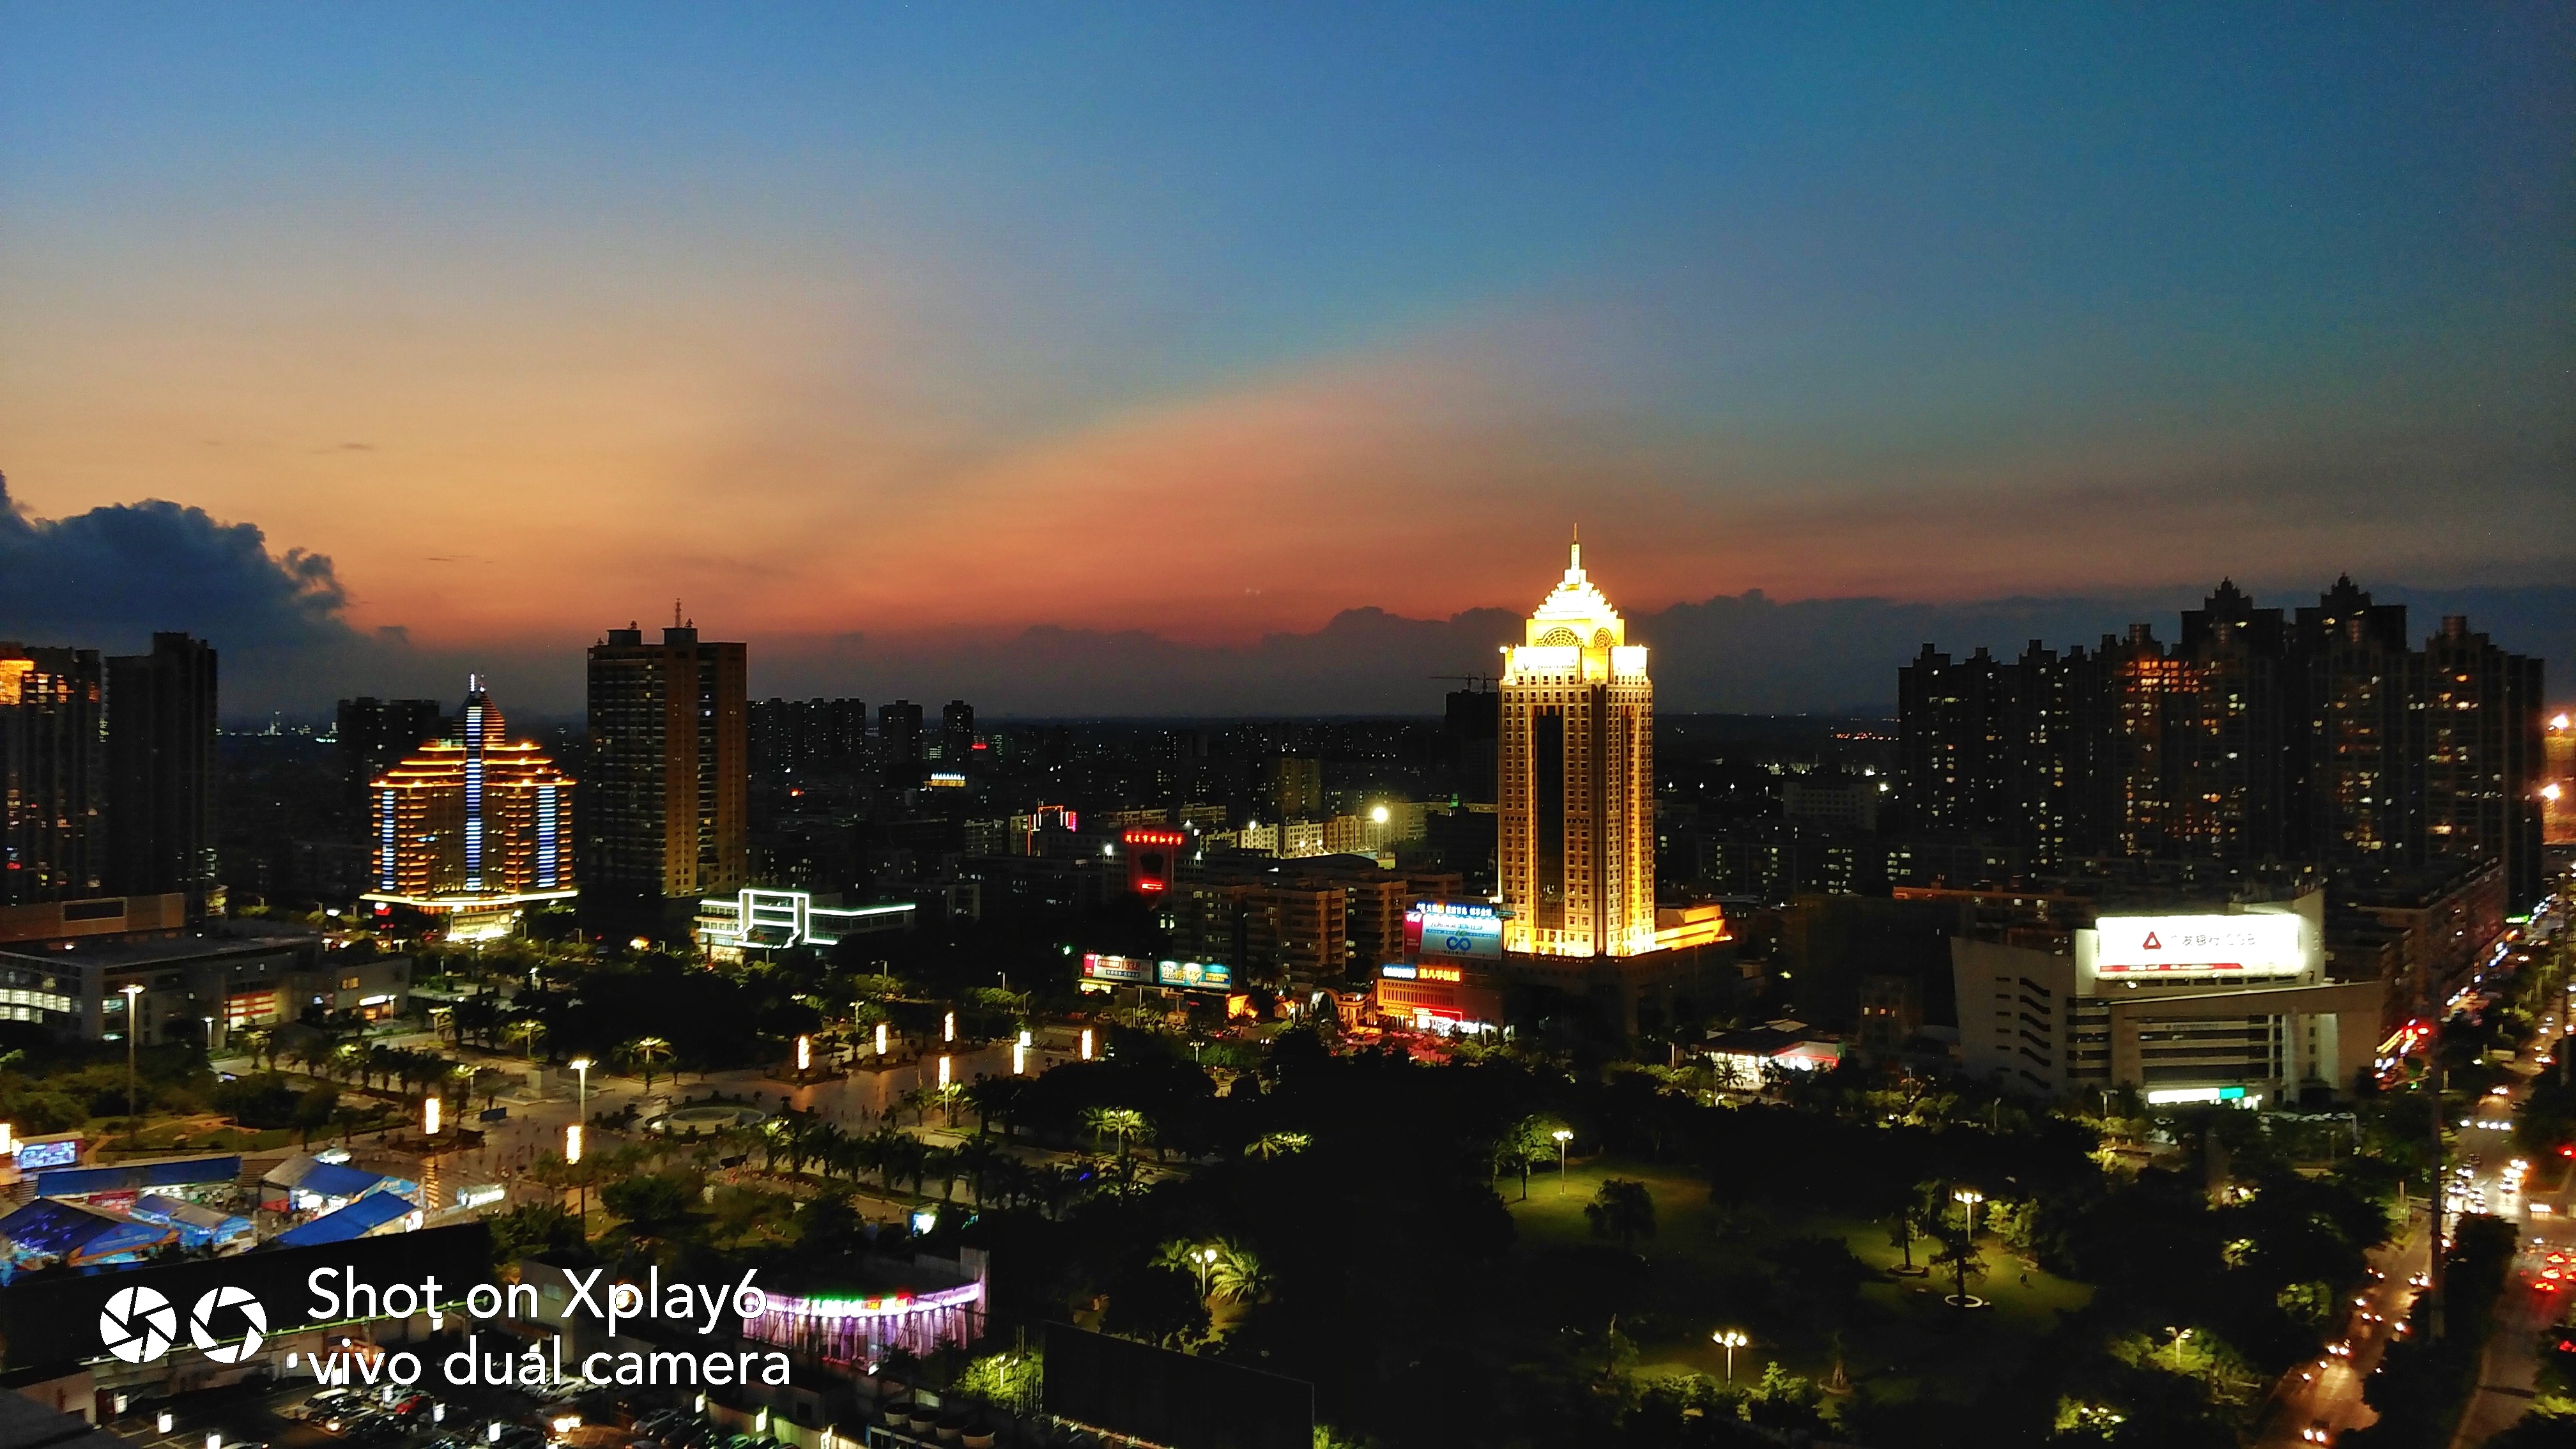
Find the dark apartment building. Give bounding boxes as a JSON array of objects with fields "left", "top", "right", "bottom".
[
  {"left": 1898, "top": 579, "right": 2548, "bottom": 907},
  {"left": 585, "top": 622, "right": 748, "bottom": 917},
  {"left": 105, "top": 633, "right": 220, "bottom": 914},
  {"left": 878, "top": 700, "right": 924, "bottom": 767},
  {"left": 0, "top": 643, "right": 104, "bottom": 904},
  {"left": 749, "top": 697, "right": 868, "bottom": 772},
  {"left": 940, "top": 700, "right": 976, "bottom": 763},
  {"left": 335, "top": 696, "right": 445, "bottom": 818}
]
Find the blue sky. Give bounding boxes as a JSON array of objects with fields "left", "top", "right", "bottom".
[{"left": 1, "top": 3, "right": 2568, "bottom": 709}]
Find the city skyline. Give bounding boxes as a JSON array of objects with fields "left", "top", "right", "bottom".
[{"left": 3, "top": 4, "right": 2570, "bottom": 716}]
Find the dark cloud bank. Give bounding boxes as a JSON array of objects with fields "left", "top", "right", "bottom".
[{"left": 5, "top": 477, "right": 2566, "bottom": 720}]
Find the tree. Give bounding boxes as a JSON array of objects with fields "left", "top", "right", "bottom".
[
  {"left": 1491, "top": 1117, "right": 1547, "bottom": 1200},
  {"left": 1585, "top": 1179, "right": 1658, "bottom": 1254},
  {"left": 1085, "top": 1106, "right": 1148, "bottom": 1158},
  {"left": 1209, "top": 1241, "right": 1274, "bottom": 1305},
  {"left": 1249, "top": 1129, "right": 1313, "bottom": 1161},
  {"left": 1929, "top": 1225, "right": 1988, "bottom": 1309},
  {"left": 627, "top": 1036, "right": 672, "bottom": 1091}
]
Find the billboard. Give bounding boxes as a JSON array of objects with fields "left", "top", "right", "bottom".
[
  {"left": 1081, "top": 953, "right": 1152, "bottom": 984},
  {"left": 1155, "top": 960, "right": 1233, "bottom": 992},
  {"left": 2092, "top": 913, "right": 2306, "bottom": 977},
  {"left": 1406, "top": 900, "right": 1503, "bottom": 960}
]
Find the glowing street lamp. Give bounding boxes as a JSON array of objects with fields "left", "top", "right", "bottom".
[
  {"left": 2165, "top": 1326, "right": 2192, "bottom": 1369},
  {"left": 938, "top": 1055, "right": 952, "bottom": 1089},
  {"left": 875, "top": 1022, "right": 889, "bottom": 1058},
  {"left": 119, "top": 983, "right": 144, "bottom": 1129},
  {"left": 1712, "top": 1328, "right": 1749, "bottom": 1385},
  {"left": 1552, "top": 1128, "right": 1574, "bottom": 1195},
  {"left": 424, "top": 1096, "right": 442, "bottom": 1137},
  {"left": 1954, "top": 1188, "right": 1985, "bottom": 1237},
  {"left": 795, "top": 1035, "right": 812, "bottom": 1073},
  {"left": 943, "top": 1011, "right": 956, "bottom": 1045},
  {"left": 569, "top": 1056, "right": 593, "bottom": 1120},
  {"left": 565, "top": 1123, "right": 582, "bottom": 1164},
  {"left": 1081, "top": 1027, "right": 1094, "bottom": 1061}
]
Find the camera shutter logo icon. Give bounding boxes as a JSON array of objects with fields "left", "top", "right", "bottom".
[
  {"left": 188, "top": 1284, "right": 267, "bottom": 1363},
  {"left": 99, "top": 1285, "right": 179, "bottom": 1364}
]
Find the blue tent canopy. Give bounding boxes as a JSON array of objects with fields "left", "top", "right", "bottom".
[
  {"left": 275, "top": 1192, "right": 413, "bottom": 1247},
  {"left": 129, "top": 1194, "right": 252, "bottom": 1248},
  {"left": 0, "top": 1199, "right": 175, "bottom": 1264},
  {"left": 296, "top": 1162, "right": 387, "bottom": 1200},
  {"left": 35, "top": 1155, "right": 241, "bottom": 1199}
]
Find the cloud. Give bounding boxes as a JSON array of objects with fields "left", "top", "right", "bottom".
[
  {"left": 749, "top": 580, "right": 2575, "bottom": 718},
  {"left": 0, "top": 473, "right": 463, "bottom": 710},
  {"left": 3, "top": 473, "right": 2563, "bottom": 721}
]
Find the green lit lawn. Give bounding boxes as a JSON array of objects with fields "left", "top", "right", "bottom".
[{"left": 1501, "top": 1155, "right": 2092, "bottom": 1405}]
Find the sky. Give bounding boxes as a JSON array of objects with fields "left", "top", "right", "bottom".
[{"left": 2, "top": 4, "right": 2570, "bottom": 715}]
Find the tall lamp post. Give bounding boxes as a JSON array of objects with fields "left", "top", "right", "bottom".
[
  {"left": 1552, "top": 1128, "right": 1574, "bottom": 1196},
  {"left": 119, "top": 984, "right": 144, "bottom": 1141},
  {"left": 1953, "top": 1188, "right": 1985, "bottom": 1238},
  {"left": 1712, "top": 1329, "right": 1748, "bottom": 1386},
  {"left": 569, "top": 1057, "right": 593, "bottom": 1123}
]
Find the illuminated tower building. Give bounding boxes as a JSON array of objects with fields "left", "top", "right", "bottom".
[
  {"left": 586, "top": 620, "right": 749, "bottom": 914},
  {"left": 1499, "top": 539, "right": 1655, "bottom": 958},
  {"left": 365, "top": 678, "right": 576, "bottom": 937}
]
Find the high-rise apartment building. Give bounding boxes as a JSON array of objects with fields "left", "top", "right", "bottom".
[
  {"left": 105, "top": 633, "right": 218, "bottom": 914},
  {"left": 1899, "top": 579, "right": 2549, "bottom": 907},
  {"left": 749, "top": 698, "right": 867, "bottom": 772},
  {"left": 940, "top": 700, "right": 976, "bottom": 763},
  {"left": 1266, "top": 756, "right": 1322, "bottom": 822},
  {"left": 878, "top": 701, "right": 924, "bottom": 765},
  {"left": 0, "top": 644, "right": 103, "bottom": 903},
  {"left": 364, "top": 678, "right": 576, "bottom": 933},
  {"left": 585, "top": 622, "right": 747, "bottom": 910},
  {"left": 1499, "top": 541, "right": 1655, "bottom": 958},
  {"left": 336, "top": 697, "right": 445, "bottom": 819}
]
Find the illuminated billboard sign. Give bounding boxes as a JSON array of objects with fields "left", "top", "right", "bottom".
[
  {"left": 15, "top": 1138, "right": 79, "bottom": 1170},
  {"left": 1154, "top": 960, "right": 1233, "bottom": 992},
  {"left": 2091, "top": 914, "right": 2306, "bottom": 977},
  {"left": 1406, "top": 901, "right": 1504, "bottom": 960},
  {"left": 1080, "top": 953, "right": 1152, "bottom": 984}
]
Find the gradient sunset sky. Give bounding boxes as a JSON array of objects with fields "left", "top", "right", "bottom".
[{"left": 3, "top": 5, "right": 2569, "bottom": 681}]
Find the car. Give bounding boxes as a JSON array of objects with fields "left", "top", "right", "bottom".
[{"left": 2304, "top": 1421, "right": 2332, "bottom": 1443}]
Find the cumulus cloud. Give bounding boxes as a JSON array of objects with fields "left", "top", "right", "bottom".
[{"left": 0, "top": 474, "right": 464, "bottom": 712}]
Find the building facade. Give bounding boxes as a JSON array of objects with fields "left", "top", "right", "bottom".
[
  {"left": 104, "top": 633, "right": 218, "bottom": 916},
  {"left": 363, "top": 680, "right": 575, "bottom": 933},
  {"left": 1, "top": 645, "right": 103, "bottom": 904},
  {"left": 1499, "top": 540, "right": 1654, "bottom": 958},
  {"left": 335, "top": 697, "right": 444, "bottom": 821},
  {"left": 585, "top": 623, "right": 749, "bottom": 911},
  {"left": 1953, "top": 889, "right": 2380, "bottom": 1104},
  {"left": 1899, "top": 579, "right": 2549, "bottom": 908}
]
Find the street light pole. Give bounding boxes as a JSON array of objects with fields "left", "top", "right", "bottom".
[
  {"left": 1953, "top": 1188, "right": 1984, "bottom": 1238},
  {"left": 119, "top": 984, "right": 144, "bottom": 1140},
  {"left": 569, "top": 1057, "right": 592, "bottom": 1122},
  {"left": 1712, "top": 1329, "right": 1747, "bottom": 1385},
  {"left": 1552, "top": 1129, "right": 1573, "bottom": 1197}
]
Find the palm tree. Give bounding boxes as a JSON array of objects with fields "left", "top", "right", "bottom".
[
  {"left": 1248, "top": 1130, "right": 1312, "bottom": 1160},
  {"left": 507, "top": 1019, "right": 547, "bottom": 1061},
  {"left": 1085, "top": 1107, "right": 1148, "bottom": 1158},
  {"left": 627, "top": 1036, "right": 672, "bottom": 1091},
  {"left": 1209, "top": 1242, "right": 1273, "bottom": 1305}
]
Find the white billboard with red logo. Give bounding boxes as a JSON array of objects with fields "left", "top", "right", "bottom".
[{"left": 2090, "top": 913, "right": 2306, "bottom": 977}]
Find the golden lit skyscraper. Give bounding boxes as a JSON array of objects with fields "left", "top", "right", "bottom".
[{"left": 1499, "top": 539, "right": 1655, "bottom": 958}]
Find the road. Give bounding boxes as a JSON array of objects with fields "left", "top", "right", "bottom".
[
  {"left": 2258, "top": 895, "right": 2570, "bottom": 1447},
  {"left": 227, "top": 1029, "right": 1142, "bottom": 1222}
]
